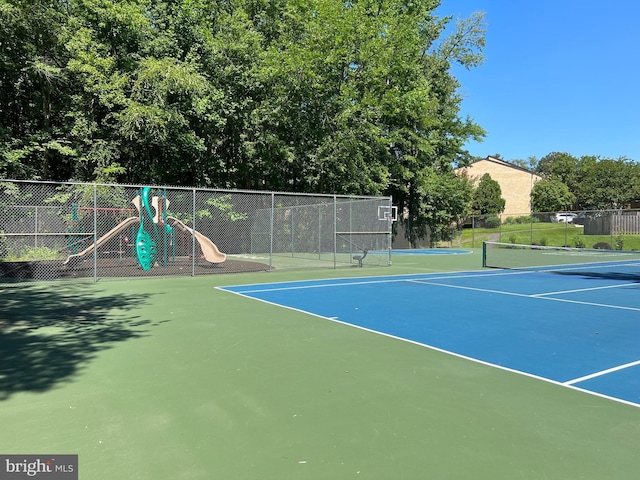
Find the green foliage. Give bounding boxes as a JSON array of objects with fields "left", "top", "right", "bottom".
[
  {"left": 614, "top": 233, "right": 624, "bottom": 250},
  {"left": 593, "top": 242, "right": 612, "bottom": 250},
  {"left": 402, "top": 169, "right": 474, "bottom": 247},
  {"left": 536, "top": 153, "right": 640, "bottom": 210},
  {"left": 45, "top": 183, "right": 128, "bottom": 208},
  {"left": 574, "top": 236, "right": 585, "bottom": 248},
  {"left": 503, "top": 215, "right": 538, "bottom": 224},
  {"left": 1, "top": 0, "right": 487, "bottom": 242},
  {"left": 537, "top": 152, "right": 580, "bottom": 187},
  {"left": 436, "top": 11, "right": 487, "bottom": 69},
  {"left": 573, "top": 157, "right": 640, "bottom": 209},
  {"left": 3, "top": 245, "right": 63, "bottom": 261},
  {"left": 531, "top": 178, "right": 575, "bottom": 212},
  {"left": 204, "top": 195, "right": 248, "bottom": 222},
  {"left": 472, "top": 173, "right": 505, "bottom": 215},
  {"left": 483, "top": 215, "right": 501, "bottom": 228}
]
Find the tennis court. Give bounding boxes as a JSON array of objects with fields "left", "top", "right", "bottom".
[
  {"left": 221, "top": 244, "right": 640, "bottom": 407},
  {"left": 3, "top": 248, "right": 640, "bottom": 479}
]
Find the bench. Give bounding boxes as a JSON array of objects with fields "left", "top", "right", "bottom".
[{"left": 352, "top": 249, "right": 368, "bottom": 267}]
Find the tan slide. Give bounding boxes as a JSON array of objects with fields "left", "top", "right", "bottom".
[
  {"left": 168, "top": 217, "right": 227, "bottom": 264},
  {"left": 64, "top": 216, "right": 139, "bottom": 264}
]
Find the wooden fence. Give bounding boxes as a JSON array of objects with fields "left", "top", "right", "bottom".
[{"left": 584, "top": 211, "right": 640, "bottom": 235}]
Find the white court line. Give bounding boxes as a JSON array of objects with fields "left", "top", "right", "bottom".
[
  {"left": 407, "top": 279, "right": 533, "bottom": 298},
  {"left": 565, "top": 359, "right": 640, "bottom": 385},
  {"left": 220, "top": 269, "right": 532, "bottom": 294},
  {"left": 221, "top": 287, "right": 640, "bottom": 409},
  {"left": 407, "top": 279, "right": 640, "bottom": 312},
  {"left": 532, "top": 282, "right": 639, "bottom": 297},
  {"left": 224, "top": 272, "right": 640, "bottom": 311}
]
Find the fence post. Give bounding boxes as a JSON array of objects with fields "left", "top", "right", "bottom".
[
  {"left": 290, "top": 207, "right": 294, "bottom": 257},
  {"left": 93, "top": 184, "right": 98, "bottom": 282},
  {"left": 192, "top": 188, "right": 196, "bottom": 277},
  {"left": 318, "top": 205, "right": 321, "bottom": 260},
  {"left": 333, "top": 196, "right": 337, "bottom": 269},
  {"left": 34, "top": 205, "right": 38, "bottom": 249},
  {"left": 269, "top": 193, "right": 274, "bottom": 271},
  {"left": 471, "top": 215, "right": 475, "bottom": 248},
  {"left": 388, "top": 197, "right": 393, "bottom": 266}
]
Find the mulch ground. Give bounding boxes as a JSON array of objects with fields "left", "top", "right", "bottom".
[{"left": 0, "top": 256, "right": 270, "bottom": 281}]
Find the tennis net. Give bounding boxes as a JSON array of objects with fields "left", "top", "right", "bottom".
[{"left": 482, "top": 241, "right": 640, "bottom": 280}]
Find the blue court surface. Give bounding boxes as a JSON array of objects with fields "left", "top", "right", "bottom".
[{"left": 220, "top": 268, "right": 640, "bottom": 407}]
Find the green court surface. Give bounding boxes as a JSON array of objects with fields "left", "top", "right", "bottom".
[{"left": 2, "top": 250, "right": 640, "bottom": 479}]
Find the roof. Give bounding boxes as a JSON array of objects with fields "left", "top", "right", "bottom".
[{"left": 464, "top": 156, "right": 541, "bottom": 177}]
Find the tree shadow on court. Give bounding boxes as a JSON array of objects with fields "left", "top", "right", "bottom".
[
  {"left": 552, "top": 270, "right": 640, "bottom": 283},
  {"left": 0, "top": 282, "right": 159, "bottom": 400}
]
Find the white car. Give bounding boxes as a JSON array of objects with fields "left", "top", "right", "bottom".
[{"left": 551, "top": 212, "right": 577, "bottom": 223}]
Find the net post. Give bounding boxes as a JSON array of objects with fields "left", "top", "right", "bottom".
[{"left": 482, "top": 241, "right": 487, "bottom": 267}]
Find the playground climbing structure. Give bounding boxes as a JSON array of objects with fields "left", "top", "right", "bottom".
[{"left": 65, "top": 188, "right": 226, "bottom": 269}]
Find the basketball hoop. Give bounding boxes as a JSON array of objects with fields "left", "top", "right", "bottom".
[{"left": 378, "top": 205, "right": 398, "bottom": 222}]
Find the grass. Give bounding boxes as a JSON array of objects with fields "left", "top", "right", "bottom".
[{"left": 460, "top": 222, "right": 640, "bottom": 250}]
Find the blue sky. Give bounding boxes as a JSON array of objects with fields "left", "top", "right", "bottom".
[{"left": 436, "top": 0, "right": 640, "bottom": 162}]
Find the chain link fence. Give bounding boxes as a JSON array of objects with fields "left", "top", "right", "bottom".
[
  {"left": 453, "top": 210, "right": 640, "bottom": 250},
  {"left": 0, "top": 180, "right": 392, "bottom": 282}
]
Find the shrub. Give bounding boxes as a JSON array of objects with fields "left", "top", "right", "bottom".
[
  {"left": 539, "top": 237, "right": 547, "bottom": 246},
  {"left": 574, "top": 236, "right": 585, "bottom": 248},
  {"left": 517, "top": 215, "right": 536, "bottom": 224},
  {"left": 614, "top": 233, "right": 624, "bottom": 250},
  {"left": 593, "top": 242, "right": 612, "bottom": 250},
  {"left": 504, "top": 215, "right": 534, "bottom": 225},
  {"left": 484, "top": 215, "right": 501, "bottom": 228},
  {"left": 508, "top": 234, "right": 517, "bottom": 244},
  {"left": 3, "top": 245, "right": 62, "bottom": 261}
]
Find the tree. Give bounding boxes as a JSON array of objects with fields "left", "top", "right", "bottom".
[
  {"left": 403, "top": 169, "right": 473, "bottom": 247},
  {"left": 0, "top": 0, "right": 74, "bottom": 180},
  {"left": 1, "top": 0, "right": 487, "bottom": 242},
  {"left": 573, "top": 157, "right": 640, "bottom": 209},
  {"left": 531, "top": 178, "right": 575, "bottom": 212},
  {"left": 536, "top": 152, "right": 580, "bottom": 187},
  {"left": 536, "top": 152, "right": 640, "bottom": 210},
  {"left": 472, "top": 173, "right": 505, "bottom": 215},
  {"left": 509, "top": 156, "right": 538, "bottom": 171}
]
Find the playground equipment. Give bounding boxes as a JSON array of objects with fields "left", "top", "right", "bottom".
[
  {"left": 63, "top": 217, "right": 140, "bottom": 264},
  {"left": 65, "top": 188, "right": 226, "bottom": 268},
  {"left": 66, "top": 203, "right": 137, "bottom": 255},
  {"left": 133, "top": 187, "right": 165, "bottom": 270},
  {"left": 167, "top": 217, "right": 226, "bottom": 264}
]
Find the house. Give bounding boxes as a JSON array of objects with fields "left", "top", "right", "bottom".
[{"left": 455, "top": 156, "right": 542, "bottom": 217}]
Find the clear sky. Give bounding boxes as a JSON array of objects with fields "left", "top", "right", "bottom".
[{"left": 436, "top": 0, "right": 640, "bottom": 163}]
